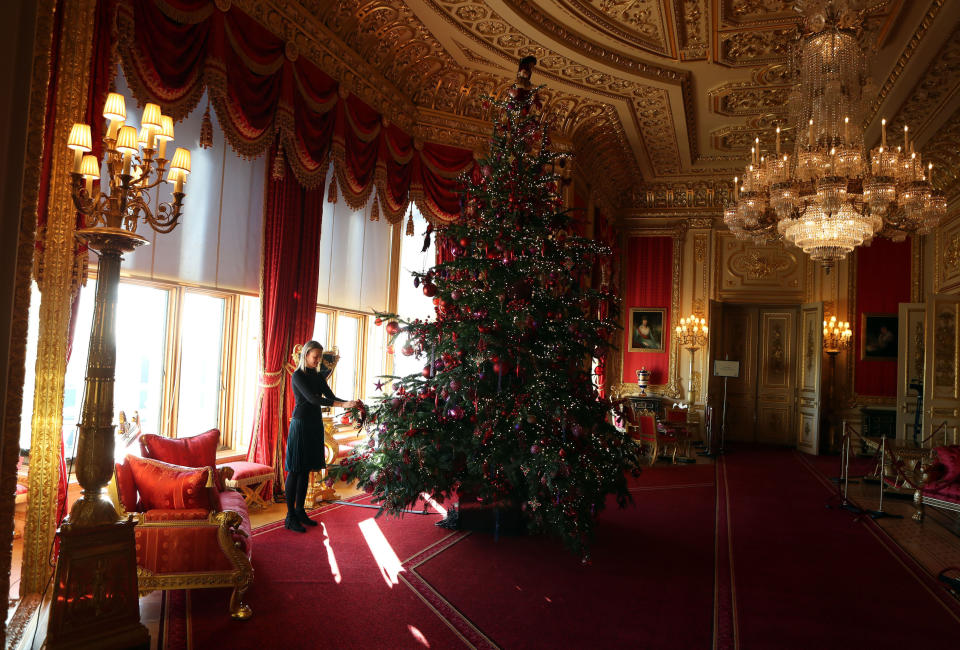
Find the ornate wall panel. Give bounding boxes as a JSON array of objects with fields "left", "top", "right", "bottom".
[
  {"left": 936, "top": 214, "right": 960, "bottom": 294},
  {"left": 714, "top": 231, "right": 807, "bottom": 303}
]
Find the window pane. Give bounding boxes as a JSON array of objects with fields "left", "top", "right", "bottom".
[
  {"left": 114, "top": 284, "right": 168, "bottom": 438},
  {"left": 364, "top": 316, "right": 387, "bottom": 400},
  {"left": 333, "top": 313, "right": 360, "bottom": 411},
  {"left": 177, "top": 292, "right": 225, "bottom": 435},
  {"left": 20, "top": 283, "right": 42, "bottom": 450},
  {"left": 231, "top": 295, "right": 260, "bottom": 452},
  {"left": 62, "top": 284, "right": 96, "bottom": 458},
  {"left": 312, "top": 311, "right": 329, "bottom": 348},
  {"left": 393, "top": 207, "right": 435, "bottom": 380}
]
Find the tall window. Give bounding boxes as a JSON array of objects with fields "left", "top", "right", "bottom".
[
  {"left": 332, "top": 312, "right": 361, "bottom": 409},
  {"left": 393, "top": 208, "right": 436, "bottom": 380},
  {"left": 230, "top": 295, "right": 260, "bottom": 453},
  {"left": 114, "top": 284, "right": 169, "bottom": 435},
  {"left": 176, "top": 292, "right": 226, "bottom": 434}
]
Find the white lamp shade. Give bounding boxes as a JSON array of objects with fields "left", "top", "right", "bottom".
[
  {"left": 166, "top": 168, "right": 182, "bottom": 184},
  {"left": 157, "top": 115, "right": 174, "bottom": 142},
  {"left": 102, "top": 92, "right": 126, "bottom": 122},
  {"left": 115, "top": 126, "right": 139, "bottom": 155},
  {"left": 138, "top": 127, "right": 151, "bottom": 147},
  {"left": 141, "top": 103, "right": 163, "bottom": 130},
  {"left": 79, "top": 154, "right": 100, "bottom": 179},
  {"left": 170, "top": 148, "right": 191, "bottom": 174},
  {"left": 67, "top": 123, "right": 92, "bottom": 152}
]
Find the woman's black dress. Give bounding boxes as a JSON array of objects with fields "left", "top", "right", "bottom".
[{"left": 286, "top": 368, "right": 344, "bottom": 473}]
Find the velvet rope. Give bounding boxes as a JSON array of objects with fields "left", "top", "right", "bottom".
[{"left": 115, "top": 0, "right": 476, "bottom": 222}]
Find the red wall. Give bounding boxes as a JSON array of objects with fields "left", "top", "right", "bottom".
[
  {"left": 854, "top": 237, "right": 911, "bottom": 397},
  {"left": 622, "top": 236, "right": 673, "bottom": 385}
]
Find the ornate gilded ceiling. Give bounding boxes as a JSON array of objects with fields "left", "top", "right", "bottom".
[{"left": 250, "top": 0, "right": 960, "bottom": 212}]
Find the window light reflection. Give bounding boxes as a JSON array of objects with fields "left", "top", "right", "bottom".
[
  {"left": 320, "top": 523, "right": 341, "bottom": 584},
  {"left": 358, "top": 518, "right": 404, "bottom": 587}
]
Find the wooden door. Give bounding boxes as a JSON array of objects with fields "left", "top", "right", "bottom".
[
  {"left": 718, "top": 304, "right": 759, "bottom": 442},
  {"left": 705, "top": 299, "right": 724, "bottom": 451},
  {"left": 922, "top": 295, "right": 960, "bottom": 446},
  {"left": 897, "top": 303, "right": 925, "bottom": 442},
  {"left": 755, "top": 308, "right": 797, "bottom": 445},
  {"left": 797, "top": 302, "right": 824, "bottom": 454}
]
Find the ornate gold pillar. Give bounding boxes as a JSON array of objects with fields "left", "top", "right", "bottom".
[
  {"left": 21, "top": 0, "right": 97, "bottom": 596},
  {"left": 688, "top": 218, "right": 714, "bottom": 406}
]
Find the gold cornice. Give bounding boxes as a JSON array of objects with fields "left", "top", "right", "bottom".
[
  {"left": 533, "top": 0, "right": 672, "bottom": 58},
  {"left": 864, "top": 0, "right": 947, "bottom": 128},
  {"left": 3, "top": 0, "right": 56, "bottom": 638},
  {"left": 23, "top": 0, "right": 97, "bottom": 596}
]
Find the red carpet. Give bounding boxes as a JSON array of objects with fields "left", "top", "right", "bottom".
[
  {"left": 160, "top": 451, "right": 960, "bottom": 649},
  {"left": 717, "top": 448, "right": 960, "bottom": 649}
]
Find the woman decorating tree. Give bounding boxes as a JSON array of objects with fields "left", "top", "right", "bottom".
[{"left": 285, "top": 340, "right": 360, "bottom": 533}]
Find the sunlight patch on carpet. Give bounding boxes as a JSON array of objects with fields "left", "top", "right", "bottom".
[
  {"left": 407, "top": 624, "right": 431, "bottom": 647},
  {"left": 359, "top": 517, "right": 405, "bottom": 587},
  {"left": 320, "top": 522, "right": 342, "bottom": 584},
  {"left": 420, "top": 492, "right": 447, "bottom": 517}
]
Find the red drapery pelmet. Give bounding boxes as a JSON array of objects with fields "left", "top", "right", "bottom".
[
  {"left": 116, "top": 0, "right": 477, "bottom": 222},
  {"left": 248, "top": 148, "right": 324, "bottom": 490}
]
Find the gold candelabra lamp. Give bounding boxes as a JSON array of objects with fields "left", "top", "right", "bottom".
[
  {"left": 675, "top": 315, "right": 708, "bottom": 405},
  {"left": 823, "top": 315, "right": 852, "bottom": 355},
  {"left": 48, "top": 93, "right": 190, "bottom": 649}
]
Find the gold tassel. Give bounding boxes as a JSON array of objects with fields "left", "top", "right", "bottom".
[
  {"left": 370, "top": 196, "right": 380, "bottom": 221},
  {"left": 271, "top": 140, "right": 285, "bottom": 181},
  {"left": 199, "top": 101, "right": 213, "bottom": 150},
  {"left": 405, "top": 207, "right": 415, "bottom": 236},
  {"left": 328, "top": 174, "right": 338, "bottom": 203}
]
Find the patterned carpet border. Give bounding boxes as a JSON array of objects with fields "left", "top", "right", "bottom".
[{"left": 714, "top": 456, "right": 737, "bottom": 650}]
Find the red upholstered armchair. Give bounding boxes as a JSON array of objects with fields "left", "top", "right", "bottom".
[{"left": 110, "top": 430, "right": 254, "bottom": 619}]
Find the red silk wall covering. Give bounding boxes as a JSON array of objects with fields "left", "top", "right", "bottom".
[
  {"left": 621, "top": 237, "right": 673, "bottom": 385},
  {"left": 854, "top": 237, "right": 911, "bottom": 397}
]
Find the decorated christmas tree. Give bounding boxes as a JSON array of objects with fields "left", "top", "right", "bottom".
[{"left": 330, "top": 58, "right": 639, "bottom": 557}]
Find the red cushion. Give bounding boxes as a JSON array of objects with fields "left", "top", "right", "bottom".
[
  {"left": 221, "top": 461, "right": 273, "bottom": 481},
  {"left": 115, "top": 461, "right": 140, "bottom": 512},
  {"left": 140, "top": 429, "right": 219, "bottom": 467},
  {"left": 126, "top": 455, "right": 213, "bottom": 511},
  {"left": 140, "top": 429, "right": 222, "bottom": 489},
  {"left": 935, "top": 446, "right": 960, "bottom": 484}
]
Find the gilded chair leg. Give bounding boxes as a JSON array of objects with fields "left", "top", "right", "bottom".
[
  {"left": 912, "top": 492, "right": 925, "bottom": 522},
  {"left": 229, "top": 585, "right": 253, "bottom": 620}
]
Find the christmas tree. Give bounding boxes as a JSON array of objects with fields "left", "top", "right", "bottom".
[{"left": 330, "top": 58, "right": 639, "bottom": 557}]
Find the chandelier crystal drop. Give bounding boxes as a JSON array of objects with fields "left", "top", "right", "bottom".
[{"left": 722, "top": 0, "right": 946, "bottom": 269}]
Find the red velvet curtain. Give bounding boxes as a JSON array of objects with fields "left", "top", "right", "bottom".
[
  {"left": 622, "top": 237, "right": 673, "bottom": 385},
  {"left": 116, "top": 0, "right": 476, "bottom": 222},
  {"left": 247, "top": 148, "right": 323, "bottom": 493}
]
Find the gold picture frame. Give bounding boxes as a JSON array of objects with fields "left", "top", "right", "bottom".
[{"left": 628, "top": 307, "right": 667, "bottom": 352}]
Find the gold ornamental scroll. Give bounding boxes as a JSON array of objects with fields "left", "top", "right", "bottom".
[{"left": 21, "top": 0, "right": 97, "bottom": 596}]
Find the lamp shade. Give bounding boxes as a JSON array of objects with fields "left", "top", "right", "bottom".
[
  {"left": 102, "top": 92, "right": 126, "bottom": 122},
  {"left": 79, "top": 155, "right": 100, "bottom": 180},
  {"left": 169, "top": 148, "right": 191, "bottom": 174},
  {"left": 115, "top": 126, "right": 139, "bottom": 155},
  {"left": 166, "top": 168, "right": 182, "bottom": 184},
  {"left": 138, "top": 127, "right": 151, "bottom": 147},
  {"left": 156, "top": 115, "right": 174, "bottom": 142},
  {"left": 141, "top": 103, "right": 162, "bottom": 130},
  {"left": 67, "top": 123, "right": 92, "bottom": 152}
]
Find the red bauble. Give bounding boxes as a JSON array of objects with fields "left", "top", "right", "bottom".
[
  {"left": 340, "top": 413, "right": 351, "bottom": 425},
  {"left": 386, "top": 345, "right": 394, "bottom": 355},
  {"left": 401, "top": 344, "right": 414, "bottom": 356},
  {"left": 422, "top": 365, "right": 432, "bottom": 378},
  {"left": 374, "top": 317, "right": 383, "bottom": 326},
  {"left": 385, "top": 321, "right": 400, "bottom": 336},
  {"left": 423, "top": 283, "right": 438, "bottom": 297}
]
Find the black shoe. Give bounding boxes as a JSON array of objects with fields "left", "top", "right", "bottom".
[
  {"left": 296, "top": 509, "right": 318, "bottom": 526},
  {"left": 285, "top": 515, "right": 306, "bottom": 533}
]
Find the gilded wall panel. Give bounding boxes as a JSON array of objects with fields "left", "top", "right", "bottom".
[
  {"left": 715, "top": 231, "right": 806, "bottom": 302},
  {"left": 935, "top": 214, "right": 960, "bottom": 294}
]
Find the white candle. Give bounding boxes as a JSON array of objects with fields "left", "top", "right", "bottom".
[
  {"left": 808, "top": 119, "right": 814, "bottom": 147},
  {"left": 881, "top": 118, "right": 887, "bottom": 147},
  {"left": 122, "top": 152, "right": 132, "bottom": 176},
  {"left": 776, "top": 127, "right": 781, "bottom": 155},
  {"left": 844, "top": 116, "right": 849, "bottom": 144},
  {"left": 904, "top": 125, "right": 909, "bottom": 151},
  {"left": 85, "top": 177, "right": 93, "bottom": 195},
  {"left": 73, "top": 149, "right": 83, "bottom": 173},
  {"left": 733, "top": 176, "right": 738, "bottom": 201},
  {"left": 107, "top": 119, "right": 120, "bottom": 141},
  {"left": 174, "top": 172, "right": 184, "bottom": 194}
]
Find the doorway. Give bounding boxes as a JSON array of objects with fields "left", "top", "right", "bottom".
[{"left": 713, "top": 304, "right": 799, "bottom": 445}]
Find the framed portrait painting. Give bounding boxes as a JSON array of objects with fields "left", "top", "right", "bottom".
[
  {"left": 628, "top": 308, "right": 666, "bottom": 352},
  {"left": 861, "top": 313, "right": 898, "bottom": 361}
]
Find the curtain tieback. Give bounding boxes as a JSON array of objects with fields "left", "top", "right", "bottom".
[{"left": 259, "top": 369, "right": 284, "bottom": 388}]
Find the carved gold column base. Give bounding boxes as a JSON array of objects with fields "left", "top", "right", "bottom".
[{"left": 46, "top": 519, "right": 149, "bottom": 650}]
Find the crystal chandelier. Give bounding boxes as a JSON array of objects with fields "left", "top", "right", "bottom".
[{"left": 723, "top": 0, "right": 946, "bottom": 269}]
